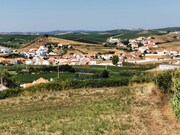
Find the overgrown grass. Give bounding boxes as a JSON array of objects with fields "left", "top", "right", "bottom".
[{"left": 0, "top": 86, "right": 135, "bottom": 134}]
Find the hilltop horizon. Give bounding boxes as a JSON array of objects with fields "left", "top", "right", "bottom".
[{"left": 1, "top": 26, "right": 180, "bottom": 34}]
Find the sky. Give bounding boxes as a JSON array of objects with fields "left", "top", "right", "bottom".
[{"left": 0, "top": 0, "right": 180, "bottom": 32}]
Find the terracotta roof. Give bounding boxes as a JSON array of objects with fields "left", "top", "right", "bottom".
[{"left": 134, "top": 51, "right": 142, "bottom": 56}]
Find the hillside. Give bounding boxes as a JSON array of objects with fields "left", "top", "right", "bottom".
[
  {"left": 0, "top": 84, "right": 179, "bottom": 134},
  {"left": 152, "top": 32, "right": 180, "bottom": 50},
  {"left": 18, "top": 36, "right": 120, "bottom": 55},
  {"left": 18, "top": 37, "right": 92, "bottom": 51},
  {"left": 1, "top": 28, "right": 180, "bottom": 53}
]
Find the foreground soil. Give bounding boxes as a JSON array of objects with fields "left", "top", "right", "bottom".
[{"left": 0, "top": 84, "right": 179, "bottom": 135}]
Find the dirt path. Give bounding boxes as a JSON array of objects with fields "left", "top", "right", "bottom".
[{"left": 132, "top": 84, "right": 180, "bottom": 135}]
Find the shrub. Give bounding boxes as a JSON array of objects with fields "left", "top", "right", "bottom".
[
  {"left": 154, "top": 70, "right": 173, "bottom": 94},
  {"left": 101, "top": 70, "right": 110, "bottom": 78},
  {"left": 172, "top": 69, "right": 180, "bottom": 92},
  {"left": 171, "top": 91, "right": 180, "bottom": 119},
  {"left": 130, "top": 72, "right": 155, "bottom": 84},
  {"left": 0, "top": 88, "right": 23, "bottom": 99},
  {"left": 112, "top": 55, "right": 119, "bottom": 65},
  {"left": 170, "top": 69, "right": 180, "bottom": 119},
  {"left": 0, "top": 78, "right": 129, "bottom": 99}
]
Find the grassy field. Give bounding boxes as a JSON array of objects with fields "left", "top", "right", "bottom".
[{"left": 0, "top": 84, "right": 179, "bottom": 134}]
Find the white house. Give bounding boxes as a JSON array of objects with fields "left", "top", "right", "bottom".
[
  {"left": 89, "top": 60, "right": 97, "bottom": 65},
  {"left": 35, "top": 46, "right": 48, "bottom": 58},
  {"left": 101, "top": 55, "right": 113, "bottom": 60},
  {"left": 107, "top": 37, "right": 121, "bottom": 44},
  {"left": 0, "top": 47, "right": 12, "bottom": 55},
  {"left": 42, "top": 60, "right": 50, "bottom": 65},
  {"left": 25, "top": 59, "right": 32, "bottom": 65},
  {"left": 157, "top": 50, "right": 169, "bottom": 55},
  {"left": 138, "top": 46, "right": 149, "bottom": 53},
  {"left": 159, "top": 64, "right": 180, "bottom": 70}
]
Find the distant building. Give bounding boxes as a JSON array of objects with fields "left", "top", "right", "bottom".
[
  {"left": 159, "top": 64, "right": 180, "bottom": 70},
  {"left": 107, "top": 37, "right": 121, "bottom": 44}
]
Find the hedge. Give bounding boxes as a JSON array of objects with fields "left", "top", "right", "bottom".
[
  {"left": 130, "top": 72, "right": 155, "bottom": 84},
  {"left": 0, "top": 78, "right": 129, "bottom": 99},
  {"left": 171, "top": 91, "right": 180, "bottom": 119},
  {"left": 154, "top": 70, "right": 173, "bottom": 94},
  {"left": 0, "top": 88, "right": 23, "bottom": 99},
  {"left": 171, "top": 69, "right": 180, "bottom": 119}
]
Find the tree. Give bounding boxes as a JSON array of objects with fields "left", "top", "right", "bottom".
[
  {"left": 0, "top": 69, "right": 16, "bottom": 87},
  {"left": 112, "top": 55, "right": 119, "bottom": 65},
  {"left": 101, "top": 70, "right": 110, "bottom": 78},
  {"left": 43, "top": 34, "right": 49, "bottom": 38}
]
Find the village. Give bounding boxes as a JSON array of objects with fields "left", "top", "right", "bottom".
[{"left": 0, "top": 34, "right": 180, "bottom": 70}]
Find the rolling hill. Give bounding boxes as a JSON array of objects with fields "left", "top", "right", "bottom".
[
  {"left": 18, "top": 36, "right": 119, "bottom": 55},
  {"left": 1, "top": 27, "right": 180, "bottom": 52}
]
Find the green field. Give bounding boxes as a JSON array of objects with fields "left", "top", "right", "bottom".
[
  {"left": 12, "top": 65, "right": 151, "bottom": 84},
  {"left": 0, "top": 35, "right": 38, "bottom": 48},
  {"left": 54, "top": 33, "right": 116, "bottom": 43}
]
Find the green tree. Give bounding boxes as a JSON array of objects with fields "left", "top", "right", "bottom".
[
  {"left": 101, "top": 70, "right": 110, "bottom": 78},
  {"left": 0, "top": 69, "right": 16, "bottom": 87},
  {"left": 43, "top": 34, "right": 49, "bottom": 38},
  {"left": 112, "top": 55, "right": 119, "bottom": 65}
]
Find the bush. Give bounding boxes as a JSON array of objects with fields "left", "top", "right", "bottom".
[
  {"left": 0, "top": 78, "right": 129, "bottom": 99},
  {"left": 154, "top": 70, "right": 173, "bottom": 94},
  {"left": 170, "top": 69, "right": 180, "bottom": 119},
  {"left": 0, "top": 88, "right": 23, "bottom": 99},
  {"left": 112, "top": 55, "right": 119, "bottom": 65},
  {"left": 172, "top": 69, "right": 180, "bottom": 92},
  {"left": 130, "top": 72, "right": 155, "bottom": 84},
  {"left": 171, "top": 91, "right": 180, "bottom": 119},
  {"left": 101, "top": 70, "right": 110, "bottom": 78}
]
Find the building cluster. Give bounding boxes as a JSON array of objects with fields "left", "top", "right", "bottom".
[
  {"left": 106, "top": 36, "right": 180, "bottom": 64},
  {"left": 0, "top": 47, "right": 12, "bottom": 55},
  {"left": 0, "top": 36, "right": 180, "bottom": 66},
  {"left": 108, "top": 36, "right": 157, "bottom": 52}
]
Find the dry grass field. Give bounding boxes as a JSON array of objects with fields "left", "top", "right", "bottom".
[
  {"left": 153, "top": 32, "right": 180, "bottom": 50},
  {"left": 0, "top": 84, "right": 179, "bottom": 135},
  {"left": 156, "top": 41, "right": 180, "bottom": 50},
  {"left": 18, "top": 36, "right": 119, "bottom": 55}
]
